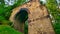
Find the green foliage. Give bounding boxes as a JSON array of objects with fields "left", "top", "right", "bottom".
[
  {"left": 46, "top": 0, "right": 60, "bottom": 34},
  {"left": 0, "top": 25, "right": 22, "bottom": 34},
  {"left": 0, "top": 0, "right": 27, "bottom": 34},
  {"left": 55, "top": 29, "right": 60, "bottom": 34},
  {"left": 11, "top": 0, "right": 26, "bottom": 8},
  {"left": 0, "top": 0, "right": 26, "bottom": 26},
  {"left": 54, "top": 23, "right": 60, "bottom": 29},
  {"left": 24, "top": 20, "right": 28, "bottom": 34}
]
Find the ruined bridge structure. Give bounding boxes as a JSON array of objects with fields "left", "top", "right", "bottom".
[{"left": 9, "top": 0, "right": 55, "bottom": 34}]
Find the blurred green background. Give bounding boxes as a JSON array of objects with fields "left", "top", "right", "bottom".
[{"left": 0, "top": 0, "right": 60, "bottom": 34}]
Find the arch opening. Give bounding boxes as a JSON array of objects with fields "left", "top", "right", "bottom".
[
  {"left": 15, "top": 8, "right": 28, "bottom": 34},
  {"left": 15, "top": 8, "right": 28, "bottom": 23}
]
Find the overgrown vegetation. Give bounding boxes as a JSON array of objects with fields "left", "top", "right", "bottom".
[
  {"left": 46, "top": 0, "right": 60, "bottom": 34},
  {"left": 0, "top": 0, "right": 27, "bottom": 34},
  {"left": 0, "top": 25, "right": 22, "bottom": 34},
  {"left": 0, "top": 0, "right": 60, "bottom": 34},
  {"left": 0, "top": 0, "right": 27, "bottom": 25}
]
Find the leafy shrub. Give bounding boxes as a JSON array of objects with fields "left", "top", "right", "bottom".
[{"left": 0, "top": 25, "right": 22, "bottom": 34}]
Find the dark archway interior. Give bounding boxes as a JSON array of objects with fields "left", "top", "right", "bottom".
[
  {"left": 15, "top": 8, "right": 28, "bottom": 23},
  {"left": 15, "top": 8, "right": 28, "bottom": 34}
]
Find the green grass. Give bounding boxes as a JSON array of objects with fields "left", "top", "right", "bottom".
[{"left": 0, "top": 25, "right": 22, "bottom": 34}]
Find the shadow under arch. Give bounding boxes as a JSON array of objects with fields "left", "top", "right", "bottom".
[
  {"left": 15, "top": 8, "right": 29, "bottom": 23},
  {"left": 14, "top": 8, "right": 29, "bottom": 34}
]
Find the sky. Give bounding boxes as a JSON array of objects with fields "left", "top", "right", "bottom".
[
  {"left": 4, "top": 0, "right": 29, "bottom": 5},
  {"left": 0, "top": 0, "right": 60, "bottom": 7},
  {"left": 4, "top": 0, "right": 46, "bottom": 5},
  {"left": 0, "top": 2, "right": 1, "bottom": 4},
  {"left": 4, "top": 0, "right": 17, "bottom": 5},
  {"left": 3, "top": 0, "right": 60, "bottom": 5}
]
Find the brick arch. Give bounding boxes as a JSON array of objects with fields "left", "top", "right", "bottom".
[
  {"left": 20, "top": 8, "right": 30, "bottom": 14},
  {"left": 14, "top": 8, "right": 30, "bottom": 22},
  {"left": 12, "top": 8, "right": 29, "bottom": 33}
]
